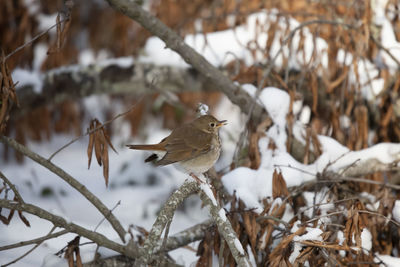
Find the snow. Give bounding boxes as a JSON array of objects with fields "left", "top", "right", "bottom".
[
  {"left": 200, "top": 183, "right": 217, "bottom": 206},
  {"left": 197, "top": 103, "right": 209, "bottom": 116},
  {"left": 375, "top": 254, "right": 400, "bottom": 267},
  {"left": 42, "top": 254, "right": 68, "bottom": 267},
  {"left": 302, "top": 189, "right": 335, "bottom": 225},
  {"left": 361, "top": 228, "right": 372, "bottom": 253},
  {"left": 37, "top": 13, "right": 58, "bottom": 33},
  {"left": 393, "top": 200, "right": 400, "bottom": 223},
  {"left": 12, "top": 68, "right": 43, "bottom": 93},
  {"left": 218, "top": 208, "right": 227, "bottom": 222},
  {"left": 289, "top": 227, "right": 323, "bottom": 263}
]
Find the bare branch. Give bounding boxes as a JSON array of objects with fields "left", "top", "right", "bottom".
[
  {"left": 0, "top": 229, "right": 68, "bottom": 251},
  {"left": 0, "top": 135, "right": 128, "bottom": 243}
]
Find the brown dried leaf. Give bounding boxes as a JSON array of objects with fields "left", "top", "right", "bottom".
[
  {"left": 242, "top": 211, "right": 258, "bottom": 252},
  {"left": 64, "top": 236, "right": 80, "bottom": 267},
  {"left": 310, "top": 128, "right": 322, "bottom": 157},
  {"left": 272, "top": 170, "right": 289, "bottom": 199},
  {"left": 102, "top": 128, "right": 117, "bottom": 154},
  {"left": 294, "top": 246, "right": 313, "bottom": 267},
  {"left": 87, "top": 121, "right": 95, "bottom": 169},
  {"left": 47, "top": 14, "right": 71, "bottom": 55},
  {"left": 310, "top": 72, "right": 318, "bottom": 113},
  {"left": 56, "top": 14, "right": 62, "bottom": 50},
  {"left": 94, "top": 126, "right": 103, "bottom": 166},
  {"left": 270, "top": 226, "right": 306, "bottom": 266},
  {"left": 18, "top": 210, "right": 31, "bottom": 227},
  {"left": 0, "top": 92, "right": 8, "bottom": 126},
  {"left": 0, "top": 208, "right": 14, "bottom": 225},
  {"left": 102, "top": 137, "right": 109, "bottom": 186},
  {"left": 75, "top": 246, "right": 83, "bottom": 267}
]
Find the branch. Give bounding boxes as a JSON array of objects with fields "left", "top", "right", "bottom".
[
  {"left": 198, "top": 182, "right": 252, "bottom": 267},
  {"left": 0, "top": 135, "right": 128, "bottom": 243},
  {"left": 138, "top": 180, "right": 199, "bottom": 265},
  {"left": 0, "top": 199, "right": 136, "bottom": 257},
  {"left": 104, "top": 0, "right": 265, "bottom": 121},
  {"left": 0, "top": 229, "right": 68, "bottom": 251}
]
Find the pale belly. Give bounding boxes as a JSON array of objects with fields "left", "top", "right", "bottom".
[{"left": 178, "top": 147, "right": 221, "bottom": 174}]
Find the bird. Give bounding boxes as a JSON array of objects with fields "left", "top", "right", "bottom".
[{"left": 127, "top": 115, "right": 227, "bottom": 182}]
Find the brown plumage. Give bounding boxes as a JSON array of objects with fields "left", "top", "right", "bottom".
[{"left": 127, "top": 115, "right": 227, "bottom": 174}]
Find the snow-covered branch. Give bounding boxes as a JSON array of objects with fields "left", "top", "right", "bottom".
[{"left": 199, "top": 182, "right": 252, "bottom": 267}]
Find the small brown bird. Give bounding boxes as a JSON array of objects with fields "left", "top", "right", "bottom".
[{"left": 127, "top": 115, "right": 227, "bottom": 179}]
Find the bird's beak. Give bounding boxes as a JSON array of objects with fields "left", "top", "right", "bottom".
[{"left": 216, "top": 120, "right": 228, "bottom": 128}]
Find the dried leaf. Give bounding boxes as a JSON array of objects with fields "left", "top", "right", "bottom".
[
  {"left": 102, "top": 128, "right": 117, "bottom": 153},
  {"left": 102, "top": 137, "right": 109, "bottom": 186},
  {"left": 310, "top": 72, "right": 318, "bottom": 113},
  {"left": 94, "top": 127, "right": 103, "bottom": 166},
  {"left": 18, "top": 210, "right": 31, "bottom": 227},
  {"left": 272, "top": 170, "right": 289, "bottom": 199},
  {"left": 87, "top": 121, "right": 95, "bottom": 169},
  {"left": 64, "top": 236, "right": 80, "bottom": 267}
]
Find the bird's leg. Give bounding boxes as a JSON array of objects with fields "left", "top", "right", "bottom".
[{"left": 190, "top": 173, "right": 205, "bottom": 184}]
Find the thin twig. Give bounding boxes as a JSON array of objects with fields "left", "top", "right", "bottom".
[
  {"left": 273, "top": 164, "right": 316, "bottom": 176},
  {"left": 293, "top": 197, "right": 358, "bottom": 218},
  {"left": 370, "top": 35, "right": 400, "bottom": 67},
  {"left": 359, "top": 210, "right": 400, "bottom": 228},
  {"left": 48, "top": 99, "right": 143, "bottom": 161},
  {"left": 0, "top": 229, "right": 68, "bottom": 251},
  {"left": 94, "top": 200, "right": 121, "bottom": 232},
  {"left": 303, "top": 211, "right": 345, "bottom": 225},
  {"left": 317, "top": 176, "right": 400, "bottom": 190},
  {"left": 0, "top": 171, "right": 25, "bottom": 203},
  {"left": 5, "top": 17, "right": 67, "bottom": 61},
  {"left": 1, "top": 226, "right": 58, "bottom": 267},
  {"left": 0, "top": 135, "right": 127, "bottom": 243}
]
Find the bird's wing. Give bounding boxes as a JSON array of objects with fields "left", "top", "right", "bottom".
[{"left": 155, "top": 125, "right": 212, "bottom": 166}]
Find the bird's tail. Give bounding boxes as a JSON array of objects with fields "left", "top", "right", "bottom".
[{"left": 126, "top": 144, "right": 165, "bottom": 151}]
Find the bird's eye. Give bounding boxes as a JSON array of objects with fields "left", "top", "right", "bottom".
[{"left": 210, "top": 123, "right": 215, "bottom": 127}]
